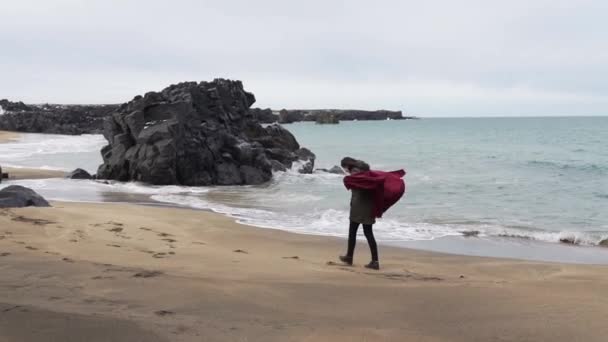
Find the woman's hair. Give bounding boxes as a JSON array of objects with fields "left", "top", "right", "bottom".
[{"left": 341, "top": 157, "right": 370, "bottom": 172}]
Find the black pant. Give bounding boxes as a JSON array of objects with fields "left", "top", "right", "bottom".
[{"left": 346, "top": 221, "right": 379, "bottom": 262}]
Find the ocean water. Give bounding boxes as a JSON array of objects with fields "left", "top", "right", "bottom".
[{"left": 1, "top": 117, "right": 608, "bottom": 254}]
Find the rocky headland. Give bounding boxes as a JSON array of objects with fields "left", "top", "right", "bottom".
[
  {"left": 96, "top": 79, "right": 315, "bottom": 186},
  {"left": 0, "top": 99, "right": 118, "bottom": 135}
]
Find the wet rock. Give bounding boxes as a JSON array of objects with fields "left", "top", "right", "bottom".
[
  {"left": 0, "top": 99, "right": 118, "bottom": 135},
  {"left": 0, "top": 185, "right": 51, "bottom": 208},
  {"left": 96, "top": 79, "right": 314, "bottom": 185},
  {"left": 66, "top": 168, "right": 93, "bottom": 180},
  {"left": 315, "top": 112, "right": 340, "bottom": 124}
]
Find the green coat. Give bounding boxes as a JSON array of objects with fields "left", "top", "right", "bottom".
[{"left": 349, "top": 188, "right": 376, "bottom": 225}]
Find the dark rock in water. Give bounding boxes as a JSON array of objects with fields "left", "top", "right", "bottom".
[
  {"left": 270, "top": 160, "right": 287, "bottom": 172},
  {"left": 295, "top": 148, "right": 315, "bottom": 174},
  {"left": 277, "top": 109, "right": 406, "bottom": 123},
  {"left": 96, "top": 79, "right": 314, "bottom": 185},
  {"left": 248, "top": 108, "right": 278, "bottom": 123},
  {"left": 316, "top": 165, "right": 345, "bottom": 174},
  {"left": 0, "top": 165, "right": 3, "bottom": 183},
  {"left": 66, "top": 168, "right": 93, "bottom": 180},
  {"left": 599, "top": 239, "right": 608, "bottom": 247},
  {"left": 278, "top": 109, "right": 305, "bottom": 124},
  {"left": 0, "top": 185, "right": 51, "bottom": 208},
  {"left": 0, "top": 99, "right": 118, "bottom": 135},
  {"left": 462, "top": 230, "right": 480, "bottom": 237},
  {"left": 315, "top": 112, "right": 340, "bottom": 124},
  {"left": 559, "top": 237, "right": 578, "bottom": 245},
  {"left": 328, "top": 165, "right": 345, "bottom": 174}
]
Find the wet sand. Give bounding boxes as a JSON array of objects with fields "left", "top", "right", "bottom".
[
  {"left": 2, "top": 201, "right": 608, "bottom": 341},
  {"left": 0, "top": 130, "right": 20, "bottom": 142},
  {"left": 2, "top": 167, "right": 67, "bottom": 180},
  {"left": 1, "top": 130, "right": 67, "bottom": 180}
]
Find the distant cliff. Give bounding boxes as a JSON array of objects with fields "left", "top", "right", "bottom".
[
  {"left": 0, "top": 99, "right": 118, "bottom": 135},
  {"left": 248, "top": 108, "right": 416, "bottom": 124}
]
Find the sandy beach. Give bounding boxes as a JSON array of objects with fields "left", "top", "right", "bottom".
[
  {"left": 1, "top": 131, "right": 68, "bottom": 180},
  {"left": 0, "top": 131, "right": 20, "bottom": 142},
  {"left": 1, "top": 200, "right": 608, "bottom": 342},
  {"left": 2, "top": 130, "right": 608, "bottom": 341}
]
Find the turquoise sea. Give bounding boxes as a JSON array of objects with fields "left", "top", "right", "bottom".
[{"left": 2, "top": 117, "right": 607, "bottom": 261}]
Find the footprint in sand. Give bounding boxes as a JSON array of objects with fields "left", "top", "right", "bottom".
[
  {"left": 25, "top": 246, "right": 38, "bottom": 250},
  {"left": 62, "top": 258, "right": 75, "bottom": 263},
  {"left": 11, "top": 215, "right": 56, "bottom": 226},
  {"left": 233, "top": 249, "right": 248, "bottom": 254},
  {"left": 326, "top": 261, "right": 348, "bottom": 266},
  {"left": 154, "top": 310, "right": 175, "bottom": 317},
  {"left": 282, "top": 256, "right": 299, "bottom": 260},
  {"left": 106, "top": 244, "right": 121, "bottom": 248},
  {"left": 107, "top": 227, "right": 124, "bottom": 233},
  {"left": 1, "top": 252, "right": 10, "bottom": 257},
  {"left": 133, "top": 270, "right": 163, "bottom": 278},
  {"left": 91, "top": 276, "right": 115, "bottom": 280}
]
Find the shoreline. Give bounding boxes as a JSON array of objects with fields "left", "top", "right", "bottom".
[
  {"left": 2, "top": 129, "right": 608, "bottom": 265},
  {"left": 1, "top": 200, "right": 608, "bottom": 341},
  {"left": 0, "top": 130, "right": 20, "bottom": 142}
]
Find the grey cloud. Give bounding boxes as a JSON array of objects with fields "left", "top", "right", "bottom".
[{"left": 0, "top": 0, "right": 606, "bottom": 116}]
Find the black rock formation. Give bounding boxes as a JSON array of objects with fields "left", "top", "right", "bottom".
[
  {"left": 96, "top": 79, "right": 315, "bottom": 186},
  {"left": 315, "top": 112, "right": 340, "bottom": 124},
  {"left": 248, "top": 108, "right": 277, "bottom": 123},
  {"left": 66, "top": 168, "right": 93, "bottom": 180},
  {"left": 0, "top": 99, "right": 118, "bottom": 135},
  {"left": 0, "top": 185, "right": 51, "bottom": 208},
  {"left": 0, "top": 165, "right": 6, "bottom": 182},
  {"left": 277, "top": 109, "right": 410, "bottom": 123},
  {"left": 316, "top": 165, "right": 345, "bottom": 174}
]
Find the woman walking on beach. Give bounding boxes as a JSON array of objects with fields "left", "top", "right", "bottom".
[
  {"left": 339, "top": 157, "right": 379, "bottom": 269},
  {"left": 339, "top": 157, "right": 406, "bottom": 271}
]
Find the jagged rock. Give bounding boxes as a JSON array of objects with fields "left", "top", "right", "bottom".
[
  {"left": 0, "top": 99, "right": 118, "bottom": 135},
  {"left": 96, "top": 79, "right": 314, "bottom": 185},
  {"left": 295, "top": 148, "right": 315, "bottom": 174},
  {"left": 270, "top": 160, "right": 287, "bottom": 172},
  {"left": 0, "top": 185, "right": 50, "bottom": 208},
  {"left": 599, "top": 239, "right": 608, "bottom": 247},
  {"left": 66, "top": 168, "right": 93, "bottom": 180}
]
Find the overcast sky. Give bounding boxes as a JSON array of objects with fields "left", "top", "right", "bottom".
[{"left": 1, "top": 0, "right": 606, "bottom": 116}]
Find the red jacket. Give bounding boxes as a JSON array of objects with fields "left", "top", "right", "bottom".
[{"left": 344, "top": 169, "right": 406, "bottom": 218}]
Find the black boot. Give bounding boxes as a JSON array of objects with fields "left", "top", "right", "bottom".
[
  {"left": 339, "top": 255, "right": 353, "bottom": 265},
  {"left": 364, "top": 260, "right": 380, "bottom": 270}
]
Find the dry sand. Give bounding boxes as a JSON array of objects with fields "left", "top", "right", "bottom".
[{"left": 1, "top": 201, "right": 608, "bottom": 342}]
